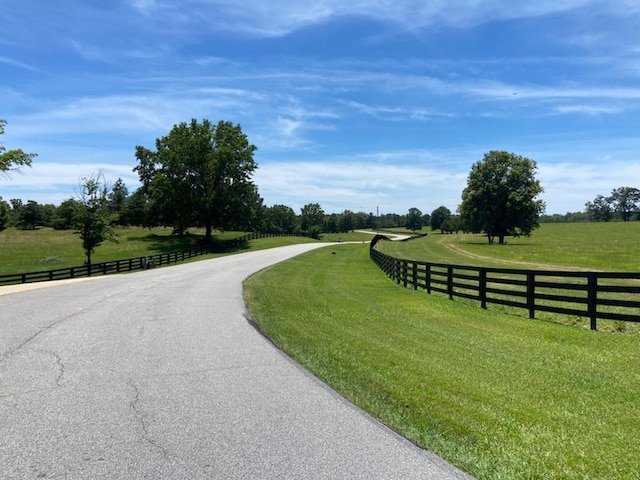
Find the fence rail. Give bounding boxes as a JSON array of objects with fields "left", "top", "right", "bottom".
[
  {"left": 370, "top": 243, "right": 640, "bottom": 330},
  {"left": 0, "top": 232, "right": 306, "bottom": 287}
]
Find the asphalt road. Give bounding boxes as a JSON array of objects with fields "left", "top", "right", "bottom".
[{"left": 0, "top": 244, "right": 472, "bottom": 479}]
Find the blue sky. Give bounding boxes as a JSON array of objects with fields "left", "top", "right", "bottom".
[{"left": 2, "top": 1, "right": 640, "bottom": 215}]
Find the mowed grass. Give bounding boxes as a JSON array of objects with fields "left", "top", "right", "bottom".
[
  {"left": 0, "top": 227, "right": 374, "bottom": 275},
  {"left": 379, "top": 222, "right": 640, "bottom": 272},
  {"left": 0, "top": 227, "right": 232, "bottom": 274},
  {"left": 244, "top": 243, "right": 640, "bottom": 479}
]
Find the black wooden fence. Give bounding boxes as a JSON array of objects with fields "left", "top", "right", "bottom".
[
  {"left": 0, "top": 232, "right": 304, "bottom": 287},
  {"left": 370, "top": 242, "right": 640, "bottom": 330}
]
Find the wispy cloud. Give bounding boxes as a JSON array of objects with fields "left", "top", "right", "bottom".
[
  {"left": 342, "top": 100, "right": 454, "bottom": 121},
  {"left": 554, "top": 105, "right": 621, "bottom": 115},
  {"left": 120, "top": 0, "right": 640, "bottom": 38},
  {"left": 0, "top": 56, "right": 41, "bottom": 72}
]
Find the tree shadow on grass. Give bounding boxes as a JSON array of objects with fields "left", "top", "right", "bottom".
[
  {"left": 136, "top": 231, "right": 251, "bottom": 255},
  {"left": 136, "top": 232, "right": 206, "bottom": 253}
]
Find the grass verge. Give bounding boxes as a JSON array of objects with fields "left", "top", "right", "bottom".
[{"left": 244, "top": 243, "right": 640, "bottom": 479}]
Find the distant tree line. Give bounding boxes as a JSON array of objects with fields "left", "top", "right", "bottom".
[
  {"left": 2, "top": 115, "right": 636, "bottom": 252},
  {"left": 0, "top": 193, "right": 426, "bottom": 235},
  {"left": 538, "top": 187, "right": 640, "bottom": 223}
]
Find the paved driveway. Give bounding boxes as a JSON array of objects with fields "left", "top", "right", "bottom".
[{"left": 0, "top": 244, "right": 472, "bottom": 479}]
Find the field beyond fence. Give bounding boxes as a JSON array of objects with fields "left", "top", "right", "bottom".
[
  {"left": 370, "top": 236, "right": 640, "bottom": 330},
  {"left": 0, "top": 232, "right": 302, "bottom": 287}
]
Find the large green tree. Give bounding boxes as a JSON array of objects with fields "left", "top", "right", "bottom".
[
  {"left": 608, "top": 186, "right": 640, "bottom": 222},
  {"left": 405, "top": 207, "right": 423, "bottom": 233},
  {"left": 459, "top": 150, "right": 545, "bottom": 244},
  {"left": 134, "top": 119, "right": 258, "bottom": 243},
  {"left": 0, "top": 120, "right": 36, "bottom": 174},
  {"left": 585, "top": 194, "right": 613, "bottom": 222},
  {"left": 18, "top": 200, "right": 45, "bottom": 230},
  {"left": 300, "top": 203, "right": 325, "bottom": 231},
  {"left": 264, "top": 204, "right": 298, "bottom": 234},
  {"left": 430, "top": 206, "right": 451, "bottom": 232},
  {"left": 339, "top": 209, "right": 355, "bottom": 233}
]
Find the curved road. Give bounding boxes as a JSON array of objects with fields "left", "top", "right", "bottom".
[{"left": 0, "top": 244, "right": 472, "bottom": 479}]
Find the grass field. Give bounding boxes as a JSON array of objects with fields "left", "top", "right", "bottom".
[
  {"left": 0, "top": 227, "right": 373, "bottom": 275},
  {"left": 244, "top": 242, "right": 640, "bottom": 479},
  {"left": 0, "top": 227, "right": 230, "bottom": 275},
  {"left": 377, "top": 222, "right": 640, "bottom": 272}
]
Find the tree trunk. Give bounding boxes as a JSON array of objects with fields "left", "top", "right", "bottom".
[{"left": 204, "top": 221, "right": 213, "bottom": 244}]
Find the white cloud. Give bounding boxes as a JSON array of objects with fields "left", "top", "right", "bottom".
[
  {"left": 554, "top": 105, "right": 621, "bottom": 115},
  {"left": 0, "top": 159, "right": 140, "bottom": 204},
  {"left": 255, "top": 156, "right": 469, "bottom": 214}
]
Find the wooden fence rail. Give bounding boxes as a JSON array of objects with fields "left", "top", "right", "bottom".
[
  {"left": 370, "top": 244, "right": 640, "bottom": 330},
  {"left": 0, "top": 232, "right": 307, "bottom": 288}
]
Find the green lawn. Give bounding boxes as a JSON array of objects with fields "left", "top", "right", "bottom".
[
  {"left": 378, "top": 222, "right": 640, "bottom": 272},
  {"left": 244, "top": 243, "right": 640, "bottom": 479},
  {"left": 0, "top": 227, "right": 228, "bottom": 274},
  {"left": 0, "top": 227, "right": 374, "bottom": 275}
]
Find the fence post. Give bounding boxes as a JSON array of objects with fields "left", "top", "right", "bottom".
[
  {"left": 402, "top": 260, "right": 408, "bottom": 287},
  {"left": 412, "top": 262, "right": 418, "bottom": 290},
  {"left": 447, "top": 266, "right": 453, "bottom": 300},
  {"left": 426, "top": 264, "right": 431, "bottom": 294},
  {"left": 527, "top": 272, "right": 535, "bottom": 319},
  {"left": 588, "top": 273, "right": 598, "bottom": 331},
  {"left": 479, "top": 268, "right": 487, "bottom": 309}
]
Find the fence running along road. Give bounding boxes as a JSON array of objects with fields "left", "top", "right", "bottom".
[
  {"left": 0, "top": 232, "right": 305, "bottom": 287},
  {"left": 370, "top": 237, "right": 640, "bottom": 330}
]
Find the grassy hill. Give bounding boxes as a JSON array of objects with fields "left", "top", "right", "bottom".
[{"left": 376, "top": 222, "right": 640, "bottom": 272}]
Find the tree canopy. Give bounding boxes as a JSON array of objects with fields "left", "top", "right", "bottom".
[
  {"left": 74, "top": 174, "right": 117, "bottom": 266},
  {"left": 585, "top": 194, "right": 613, "bottom": 222},
  {"left": 608, "top": 186, "right": 640, "bottom": 222},
  {"left": 300, "top": 203, "right": 325, "bottom": 231},
  {"left": 405, "top": 207, "right": 423, "bottom": 232},
  {"left": 459, "top": 150, "right": 545, "bottom": 244},
  {"left": 430, "top": 206, "right": 451, "bottom": 232},
  {"left": 0, "top": 119, "right": 36, "bottom": 175},
  {"left": 134, "top": 119, "right": 259, "bottom": 242}
]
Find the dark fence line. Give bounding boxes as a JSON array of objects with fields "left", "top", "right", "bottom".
[
  {"left": 0, "top": 232, "right": 307, "bottom": 287},
  {"left": 369, "top": 242, "right": 640, "bottom": 330}
]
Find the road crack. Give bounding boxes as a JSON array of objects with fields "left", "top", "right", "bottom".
[
  {"left": 39, "top": 349, "right": 65, "bottom": 387},
  {"left": 126, "top": 378, "right": 170, "bottom": 458},
  {"left": 1, "top": 294, "right": 116, "bottom": 364}
]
